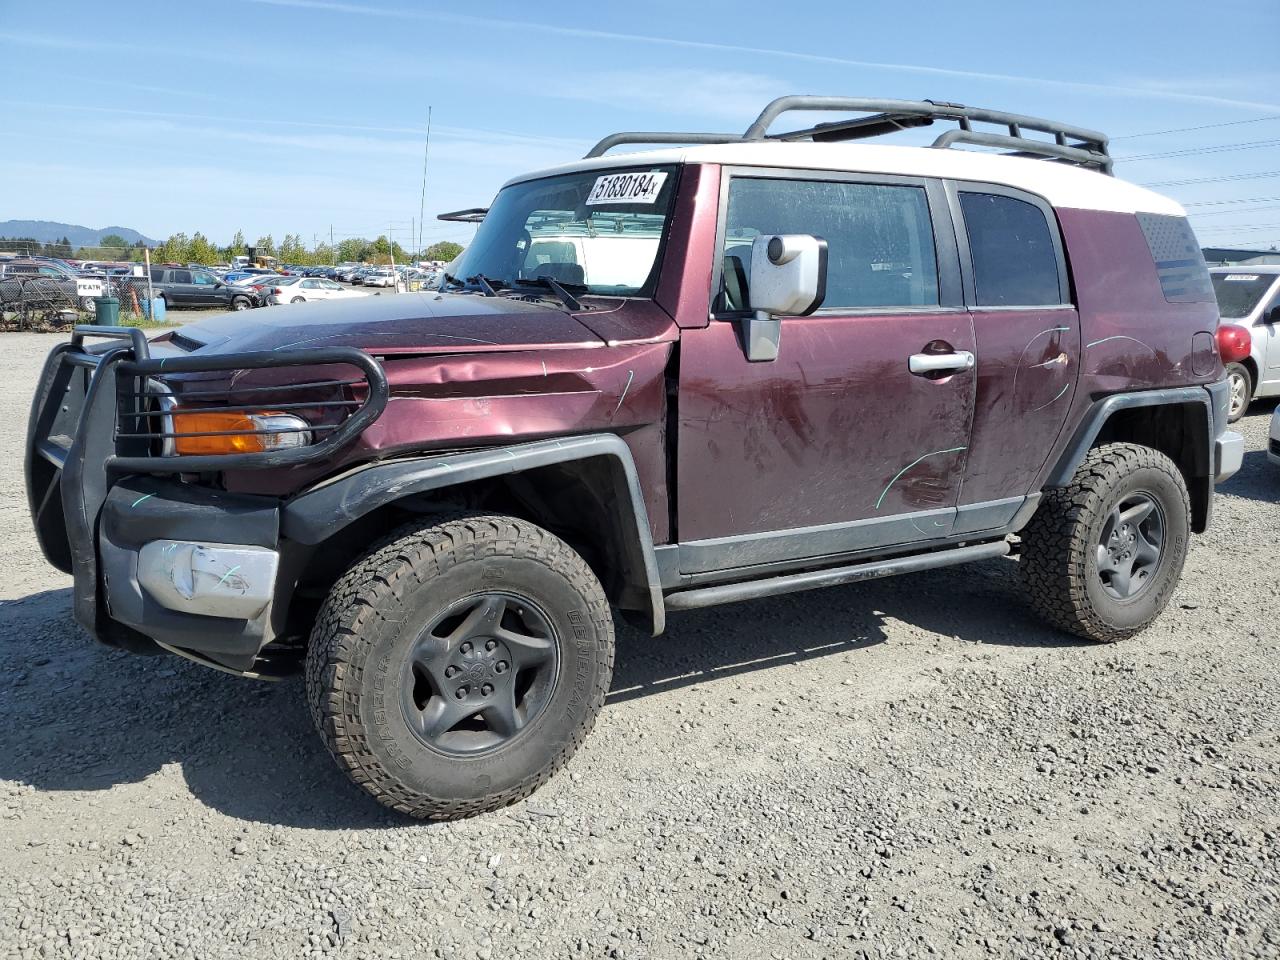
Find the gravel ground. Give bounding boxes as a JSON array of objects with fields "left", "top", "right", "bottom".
[{"left": 1, "top": 331, "right": 1277, "bottom": 960}]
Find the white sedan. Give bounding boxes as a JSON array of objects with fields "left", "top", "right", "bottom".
[
  {"left": 363, "top": 270, "right": 398, "bottom": 288},
  {"left": 268, "top": 276, "right": 371, "bottom": 305}
]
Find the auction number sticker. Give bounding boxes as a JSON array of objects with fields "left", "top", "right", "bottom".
[
  {"left": 586, "top": 171, "right": 668, "bottom": 205},
  {"left": 1224, "top": 274, "right": 1260, "bottom": 282}
]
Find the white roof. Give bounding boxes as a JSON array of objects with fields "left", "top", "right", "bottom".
[{"left": 506, "top": 142, "right": 1183, "bottom": 217}]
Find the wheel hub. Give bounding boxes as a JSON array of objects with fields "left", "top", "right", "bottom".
[{"left": 446, "top": 638, "right": 512, "bottom": 701}]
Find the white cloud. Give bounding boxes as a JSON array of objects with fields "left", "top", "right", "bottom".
[
  {"left": 242, "top": 0, "right": 1280, "bottom": 113},
  {"left": 540, "top": 68, "right": 786, "bottom": 122}
]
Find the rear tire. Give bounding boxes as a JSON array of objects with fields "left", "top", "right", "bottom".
[
  {"left": 1019, "top": 442, "right": 1190, "bottom": 643},
  {"left": 305, "top": 514, "right": 614, "bottom": 820},
  {"left": 1224, "top": 362, "right": 1252, "bottom": 422},
  {"left": 290, "top": 296, "right": 306, "bottom": 304}
]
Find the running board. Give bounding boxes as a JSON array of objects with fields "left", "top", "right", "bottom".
[{"left": 663, "top": 540, "right": 1010, "bottom": 611}]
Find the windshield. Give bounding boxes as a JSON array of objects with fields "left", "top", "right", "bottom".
[
  {"left": 1211, "top": 272, "right": 1278, "bottom": 319},
  {"left": 447, "top": 165, "right": 678, "bottom": 297}
]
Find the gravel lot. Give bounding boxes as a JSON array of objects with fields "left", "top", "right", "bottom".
[{"left": 1, "top": 331, "right": 1277, "bottom": 960}]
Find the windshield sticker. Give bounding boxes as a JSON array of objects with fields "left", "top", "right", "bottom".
[
  {"left": 1223, "top": 274, "right": 1260, "bottom": 282},
  {"left": 586, "top": 171, "right": 668, "bottom": 206}
]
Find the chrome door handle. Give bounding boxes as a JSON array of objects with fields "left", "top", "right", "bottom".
[{"left": 909, "top": 351, "right": 975, "bottom": 375}]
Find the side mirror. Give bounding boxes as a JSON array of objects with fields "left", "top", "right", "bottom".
[
  {"left": 740, "top": 234, "right": 827, "bottom": 362},
  {"left": 1265, "top": 305, "right": 1280, "bottom": 325}
]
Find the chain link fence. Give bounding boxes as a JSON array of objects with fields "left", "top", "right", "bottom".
[{"left": 0, "top": 240, "right": 158, "bottom": 331}]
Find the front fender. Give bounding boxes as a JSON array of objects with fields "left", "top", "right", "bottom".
[{"left": 280, "top": 434, "right": 665, "bottom": 634}]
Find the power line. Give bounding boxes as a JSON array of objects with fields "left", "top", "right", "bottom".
[
  {"left": 1184, "top": 196, "right": 1280, "bottom": 207},
  {"left": 1116, "top": 138, "right": 1280, "bottom": 162},
  {"left": 1141, "top": 170, "right": 1280, "bottom": 188},
  {"left": 1188, "top": 204, "right": 1280, "bottom": 217},
  {"left": 1112, "top": 114, "right": 1280, "bottom": 141}
]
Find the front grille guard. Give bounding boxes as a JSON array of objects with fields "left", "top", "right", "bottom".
[{"left": 70, "top": 326, "right": 389, "bottom": 474}]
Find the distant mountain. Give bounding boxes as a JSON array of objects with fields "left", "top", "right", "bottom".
[{"left": 0, "top": 220, "right": 157, "bottom": 247}]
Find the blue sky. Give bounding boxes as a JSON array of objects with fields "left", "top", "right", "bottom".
[{"left": 2, "top": 0, "right": 1278, "bottom": 253}]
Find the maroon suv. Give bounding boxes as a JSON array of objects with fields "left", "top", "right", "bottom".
[{"left": 26, "top": 97, "right": 1243, "bottom": 819}]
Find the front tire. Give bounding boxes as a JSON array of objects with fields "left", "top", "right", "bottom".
[
  {"left": 1224, "top": 362, "right": 1252, "bottom": 422},
  {"left": 305, "top": 514, "right": 614, "bottom": 819},
  {"left": 231, "top": 296, "right": 251, "bottom": 311},
  {"left": 1019, "top": 443, "right": 1190, "bottom": 643}
]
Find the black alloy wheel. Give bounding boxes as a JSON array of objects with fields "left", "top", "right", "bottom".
[
  {"left": 401, "top": 592, "right": 559, "bottom": 756},
  {"left": 1095, "top": 492, "right": 1163, "bottom": 600}
]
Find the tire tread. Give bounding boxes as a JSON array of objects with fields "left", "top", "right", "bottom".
[
  {"left": 304, "top": 514, "right": 613, "bottom": 820},
  {"left": 1020, "top": 442, "right": 1190, "bottom": 643}
]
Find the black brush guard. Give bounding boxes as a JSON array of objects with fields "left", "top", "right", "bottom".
[{"left": 25, "top": 325, "right": 388, "bottom": 643}]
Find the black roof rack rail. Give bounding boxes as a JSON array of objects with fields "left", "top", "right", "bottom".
[
  {"left": 585, "top": 95, "right": 1112, "bottom": 174},
  {"left": 437, "top": 207, "right": 490, "bottom": 223}
]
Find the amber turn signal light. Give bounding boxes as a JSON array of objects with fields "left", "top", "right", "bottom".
[{"left": 170, "top": 411, "right": 311, "bottom": 455}]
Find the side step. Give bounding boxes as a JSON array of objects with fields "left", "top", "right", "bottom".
[{"left": 663, "top": 540, "right": 1010, "bottom": 611}]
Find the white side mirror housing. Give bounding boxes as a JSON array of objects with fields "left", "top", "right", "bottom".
[{"left": 741, "top": 234, "right": 827, "bottom": 361}]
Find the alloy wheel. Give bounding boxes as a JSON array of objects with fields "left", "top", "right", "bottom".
[
  {"left": 400, "top": 592, "right": 559, "bottom": 756},
  {"left": 1095, "top": 492, "right": 1164, "bottom": 600}
]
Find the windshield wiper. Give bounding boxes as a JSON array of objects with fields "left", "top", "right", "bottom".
[
  {"left": 441, "top": 272, "right": 501, "bottom": 297},
  {"left": 513, "top": 276, "right": 584, "bottom": 312},
  {"left": 468, "top": 274, "right": 501, "bottom": 297}
]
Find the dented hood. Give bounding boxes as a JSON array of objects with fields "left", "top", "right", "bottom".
[{"left": 170, "top": 291, "right": 605, "bottom": 356}]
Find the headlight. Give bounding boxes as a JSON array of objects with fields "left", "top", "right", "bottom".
[{"left": 170, "top": 411, "right": 312, "bottom": 455}]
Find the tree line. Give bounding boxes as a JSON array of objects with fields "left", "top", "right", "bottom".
[
  {"left": 0, "top": 232, "right": 464, "bottom": 266},
  {"left": 153, "top": 231, "right": 464, "bottom": 266}
]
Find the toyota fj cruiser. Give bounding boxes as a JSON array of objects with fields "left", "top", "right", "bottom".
[{"left": 26, "top": 97, "right": 1244, "bottom": 819}]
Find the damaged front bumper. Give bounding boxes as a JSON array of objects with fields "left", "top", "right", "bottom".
[
  {"left": 95, "top": 477, "right": 288, "bottom": 669},
  {"left": 24, "top": 326, "right": 386, "bottom": 674}
]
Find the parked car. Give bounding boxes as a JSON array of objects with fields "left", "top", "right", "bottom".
[
  {"left": 0, "top": 258, "right": 103, "bottom": 310},
  {"left": 1208, "top": 266, "right": 1280, "bottom": 420},
  {"left": 149, "top": 267, "right": 259, "bottom": 310},
  {"left": 267, "top": 276, "right": 371, "bottom": 304},
  {"left": 1269, "top": 405, "right": 1280, "bottom": 468},
  {"left": 26, "top": 95, "right": 1242, "bottom": 820},
  {"left": 363, "top": 268, "right": 397, "bottom": 288}
]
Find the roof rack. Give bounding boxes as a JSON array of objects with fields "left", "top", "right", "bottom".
[
  {"left": 437, "top": 207, "right": 490, "bottom": 223},
  {"left": 585, "top": 96, "right": 1112, "bottom": 174}
]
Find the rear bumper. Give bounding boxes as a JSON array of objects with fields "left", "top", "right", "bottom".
[
  {"left": 1205, "top": 377, "right": 1243, "bottom": 483},
  {"left": 1215, "top": 431, "right": 1245, "bottom": 483}
]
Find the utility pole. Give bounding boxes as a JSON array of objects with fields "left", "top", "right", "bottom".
[
  {"left": 418, "top": 105, "right": 432, "bottom": 258},
  {"left": 389, "top": 221, "right": 400, "bottom": 292}
]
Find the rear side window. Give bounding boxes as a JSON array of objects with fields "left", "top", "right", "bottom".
[
  {"left": 1136, "top": 213, "right": 1215, "bottom": 303},
  {"left": 172, "top": 270, "right": 193, "bottom": 284},
  {"left": 959, "top": 192, "right": 1063, "bottom": 306},
  {"left": 721, "top": 178, "right": 939, "bottom": 310}
]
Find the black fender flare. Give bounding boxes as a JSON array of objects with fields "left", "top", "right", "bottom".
[
  {"left": 280, "top": 434, "right": 666, "bottom": 634},
  {"left": 1044, "top": 386, "right": 1213, "bottom": 487},
  {"left": 1043, "top": 384, "right": 1217, "bottom": 532}
]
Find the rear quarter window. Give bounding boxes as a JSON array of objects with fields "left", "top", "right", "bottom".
[
  {"left": 1136, "top": 213, "right": 1214, "bottom": 303},
  {"left": 958, "top": 192, "right": 1063, "bottom": 306}
]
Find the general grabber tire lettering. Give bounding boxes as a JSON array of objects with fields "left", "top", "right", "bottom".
[
  {"left": 1019, "top": 442, "right": 1190, "bottom": 643},
  {"left": 305, "top": 514, "right": 614, "bottom": 819}
]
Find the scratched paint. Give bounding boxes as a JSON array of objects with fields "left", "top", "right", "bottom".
[{"left": 876, "top": 448, "right": 968, "bottom": 511}]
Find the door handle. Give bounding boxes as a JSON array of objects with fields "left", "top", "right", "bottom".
[{"left": 909, "top": 351, "right": 975, "bottom": 375}]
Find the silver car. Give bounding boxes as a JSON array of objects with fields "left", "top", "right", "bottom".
[
  {"left": 1209, "top": 266, "right": 1280, "bottom": 420},
  {"left": 1269, "top": 405, "right": 1280, "bottom": 468}
]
